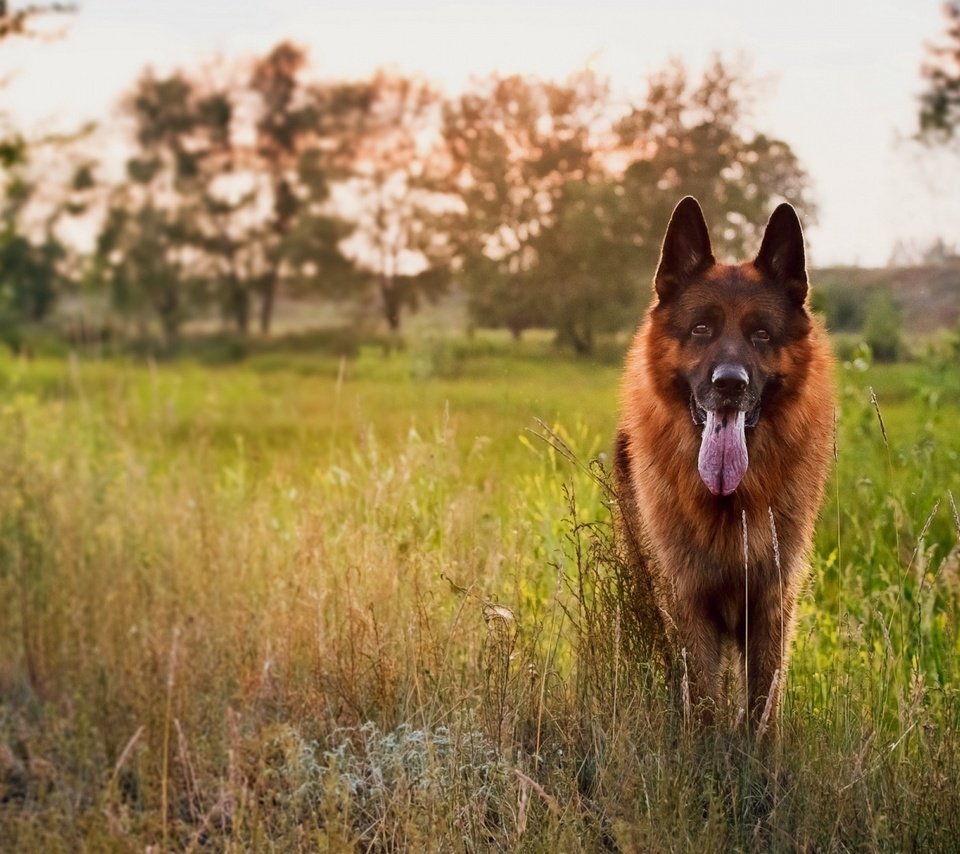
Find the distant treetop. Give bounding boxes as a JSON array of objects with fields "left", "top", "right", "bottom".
[{"left": 919, "top": 1, "right": 960, "bottom": 144}]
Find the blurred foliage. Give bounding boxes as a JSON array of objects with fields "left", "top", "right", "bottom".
[
  {"left": 0, "top": 1, "right": 73, "bottom": 41},
  {"left": 812, "top": 284, "right": 910, "bottom": 367},
  {"left": 342, "top": 72, "right": 455, "bottom": 332},
  {"left": 95, "top": 51, "right": 367, "bottom": 341},
  {"left": 95, "top": 204, "right": 197, "bottom": 344},
  {"left": 863, "top": 292, "right": 904, "bottom": 363},
  {"left": 7, "top": 49, "right": 823, "bottom": 353},
  {"left": 0, "top": 133, "right": 92, "bottom": 346},
  {"left": 249, "top": 43, "right": 369, "bottom": 334},
  {"left": 440, "top": 58, "right": 814, "bottom": 352},
  {"left": 0, "top": 2, "right": 80, "bottom": 348},
  {"left": 616, "top": 57, "right": 815, "bottom": 261},
  {"left": 810, "top": 284, "right": 867, "bottom": 332},
  {"left": 531, "top": 180, "right": 642, "bottom": 355},
  {"left": 919, "top": 1, "right": 960, "bottom": 143},
  {"left": 440, "top": 71, "right": 607, "bottom": 341}
]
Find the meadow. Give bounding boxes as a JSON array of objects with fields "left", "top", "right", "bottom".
[{"left": 1, "top": 333, "right": 959, "bottom": 851}]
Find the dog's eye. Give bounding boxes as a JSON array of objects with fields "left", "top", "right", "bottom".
[
  {"left": 691, "top": 324, "right": 712, "bottom": 337},
  {"left": 752, "top": 329, "right": 770, "bottom": 344}
]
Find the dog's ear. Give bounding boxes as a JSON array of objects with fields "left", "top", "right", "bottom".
[
  {"left": 755, "top": 203, "right": 807, "bottom": 304},
  {"left": 654, "top": 197, "right": 714, "bottom": 302}
]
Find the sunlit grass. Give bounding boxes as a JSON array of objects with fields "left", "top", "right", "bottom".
[{"left": 0, "top": 343, "right": 959, "bottom": 849}]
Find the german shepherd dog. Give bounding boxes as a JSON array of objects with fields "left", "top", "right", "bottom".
[{"left": 615, "top": 197, "right": 834, "bottom": 733}]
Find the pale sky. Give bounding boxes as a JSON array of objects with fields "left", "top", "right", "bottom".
[{"left": 1, "top": 0, "right": 957, "bottom": 266}]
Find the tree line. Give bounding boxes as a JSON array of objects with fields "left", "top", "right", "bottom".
[
  {"left": 5, "top": 0, "right": 960, "bottom": 357},
  {"left": 4, "top": 43, "right": 819, "bottom": 355}
]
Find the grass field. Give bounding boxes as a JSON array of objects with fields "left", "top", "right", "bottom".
[{"left": 1, "top": 334, "right": 959, "bottom": 851}]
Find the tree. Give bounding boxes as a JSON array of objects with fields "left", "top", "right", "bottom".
[
  {"left": 95, "top": 70, "right": 217, "bottom": 342},
  {"left": 157, "top": 61, "right": 268, "bottom": 336},
  {"left": 248, "top": 42, "right": 313, "bottom": 334},
  {"left": 192, "top": 86, "right": 263, "bottom": 336},
  {"left": 0, "top": 167, "right": 65, "bottom": 324},
  {"left": 336, "top": 72, "right": 454, "bottom": 332},
  {"left": 0, "top": 1, "right": 77, "bottom": 339},
  {"left": 440, "top": 61, "right": 813, "bottom": 353},
  {"left": 918, "top": 1, "right": 960, "bottom": 143},
  {"left": 441, "top": 72, "right": 606, "bottom": 340},
  {"left": 95, "top": 203, "right": 196, "bottom": 343},
  {"left": 539, "top": 57, "right": 814, "bottom": 356},
  {"left": 615, "top": 57, "right": 815, "bottom": 270},
  {"left": 248, "top": 42, "right": 368, "bottom": 334},
  {"left": 0, "top": 129, "right": 94, "bottom": 335},
  {"left": 863, "top": 292, "right": 903, "bottom": 362},
  {"left": 98, "top": 54, "right": 364, "bottom": 342},
  {"left": 526, "top": 179, "right": 642, "bottom": 355},
  {"left": 0, "top": 1, "right": 73, "bottom": 41}
]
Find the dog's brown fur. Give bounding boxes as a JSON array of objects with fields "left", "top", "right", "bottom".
[{"left": 615, "top": 197, "right": 834, "bottom": 732}]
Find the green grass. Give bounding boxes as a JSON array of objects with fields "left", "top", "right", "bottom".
[{"left": 1, "top": 339, "right": 959, "bottom": 851}]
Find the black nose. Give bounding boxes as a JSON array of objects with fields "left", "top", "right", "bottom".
[{"left": 712, "top": 364, "right": 748, "bottom": 396}]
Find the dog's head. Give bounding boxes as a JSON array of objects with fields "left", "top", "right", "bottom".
[{"left": 650, "top": 196, "right": 813, "bottom": 496}]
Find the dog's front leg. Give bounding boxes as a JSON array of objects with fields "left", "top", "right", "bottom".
[
  {"left": 672, "top": 602, "right": 724, "bottom": 726},
  {"left": 742, "top": 586, "right": 797, "bottom": 736}
]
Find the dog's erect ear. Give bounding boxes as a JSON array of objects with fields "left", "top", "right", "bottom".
[
  {"left": 755, "top": 203, "right": 807, "bottom": 305},
  {"left": 654, "top": 197, "right": 714, "bottom": 302}
]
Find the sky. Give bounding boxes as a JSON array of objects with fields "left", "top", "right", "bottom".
[{"left": 1, "top": 0, "right": 957, "bottom": 266}]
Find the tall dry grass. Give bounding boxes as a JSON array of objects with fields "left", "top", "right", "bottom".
[{"left": 0, "top": 348, "right": 958, "bottom": 850}]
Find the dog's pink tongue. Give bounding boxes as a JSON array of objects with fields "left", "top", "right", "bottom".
[{"left": 697, "top": 410, "right": 748, "bottom": 496}]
